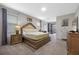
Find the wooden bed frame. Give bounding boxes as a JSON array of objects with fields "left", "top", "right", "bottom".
[
  {"left": 21, "top": 23, "right": 50, "bottom": 49},
  {"left": 23, "top": 36, "right": 50, "bottom": 49}
]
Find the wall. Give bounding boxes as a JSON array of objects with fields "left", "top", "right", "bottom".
[
  {"left": 7, "top": 10, "right": 28, "bottom": 35},
  {"left": 41, "top": 21, "right": 48, "bottom": 32},
  {"left": 6, "top": 7, "right": 40, "bottom": 33},
  {"left": 56, "top": 13, "right": 76, "bottom": 40}
]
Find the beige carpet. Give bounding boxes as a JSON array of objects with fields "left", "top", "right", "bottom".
[{"left": 0, "top": 34, "right": 67, "bottom": 55}]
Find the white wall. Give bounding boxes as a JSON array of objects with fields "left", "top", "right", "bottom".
[
  {"left": 56, "top": 13, "right": 76, "bottom": 40},
  {"left": 41, "top": 21, "right": 48, "bottom": 32},
  {"left": 7, "top": 7, "right": 41, "bottom": 34},
  {"left": 75, "top": 7, "right": 79, "bottom": 16},
  {"left": 31, "top": 18, "right": 40, "bottom": 30}
]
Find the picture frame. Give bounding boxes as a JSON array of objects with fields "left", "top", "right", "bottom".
[{"left": 27, "top": 17, "right": 32, "bottom": 22}]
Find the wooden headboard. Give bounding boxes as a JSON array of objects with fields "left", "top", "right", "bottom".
[{"left": 21, "top": 23, "right": 37, "bottom": 35}]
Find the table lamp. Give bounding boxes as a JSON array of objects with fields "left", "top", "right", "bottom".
[{"left": 16, "top": 25, "right": 21, "bottom": 34}]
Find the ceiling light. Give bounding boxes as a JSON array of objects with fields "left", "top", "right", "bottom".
[{"left": 41, "top": 7, "right": 46, "bottom": 12}]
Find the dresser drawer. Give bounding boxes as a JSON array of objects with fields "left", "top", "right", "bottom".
[{"left": 67, "top": 32, "right": 79, "bottom": 55}]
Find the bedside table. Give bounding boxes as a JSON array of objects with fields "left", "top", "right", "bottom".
[{"left": 10, "top": 34, "right": 22, "bottom": 45}]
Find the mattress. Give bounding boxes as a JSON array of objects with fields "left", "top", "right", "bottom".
[{"left": 23, "top": 32, "right": 49, "bottom": 40}]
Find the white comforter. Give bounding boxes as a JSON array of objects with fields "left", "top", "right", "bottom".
[{"left": 23, "top": 32, "right": 47, "bottom": 36}]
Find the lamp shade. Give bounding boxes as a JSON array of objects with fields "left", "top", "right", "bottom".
[{"left": 16, "top": 25, "right": 21, "bottom": 30}]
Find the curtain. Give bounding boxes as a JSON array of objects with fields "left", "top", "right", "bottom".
[{"left": 2, "top": 8, "right": 7, "bottom": 45}]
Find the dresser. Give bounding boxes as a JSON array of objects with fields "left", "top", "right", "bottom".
[
  {"left": 10, "top": 34, "right": 22, "bottom": 45},
  {"left": 67, "top": 32, "right": 79, "bottom": 55}
]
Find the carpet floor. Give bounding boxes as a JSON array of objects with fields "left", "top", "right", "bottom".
[{"left": 0, "top": 34, "right": 67, "bottom": 55}]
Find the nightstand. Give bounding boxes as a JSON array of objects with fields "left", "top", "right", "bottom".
[{"left": 10, "top": 34, "right": 22, "bottom": 45}]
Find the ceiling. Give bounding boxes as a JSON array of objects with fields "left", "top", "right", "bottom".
[{"left": 1, "top": 3, "right": 79, "bottom": 22}]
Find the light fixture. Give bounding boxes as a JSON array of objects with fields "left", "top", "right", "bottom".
[
  {"left": 41, "top": 7, "right": 47, "bottom": 12},
  {"left": 16, "top": 25, "right": 21, "bottom": 34},
  {"left": 16, "top": 25, "right": 21, "bottom": 30}
]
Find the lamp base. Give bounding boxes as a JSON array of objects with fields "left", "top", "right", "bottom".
[{"left": 16, "top": 30, "right": 19, "bottom": 34}]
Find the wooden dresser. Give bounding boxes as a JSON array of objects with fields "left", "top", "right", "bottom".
[
  {"left": 67, "top": 32, "right": 79, "bottom": 55},
  {"left": 10, "top": 34, "right": 22, "bottom": 45}
]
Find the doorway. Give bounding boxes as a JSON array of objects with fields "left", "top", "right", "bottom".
[{"left": 48, "top": 23, "right": 56, "bottom": 34}]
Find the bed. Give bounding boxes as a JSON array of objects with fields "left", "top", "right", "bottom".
[{"left": 21, "top": 23, "right": 50, "bottom": 49}]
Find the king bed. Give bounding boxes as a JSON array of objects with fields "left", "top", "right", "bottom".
[{"left": 21, "top": 23, "right": 50, "bottom": 49}]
